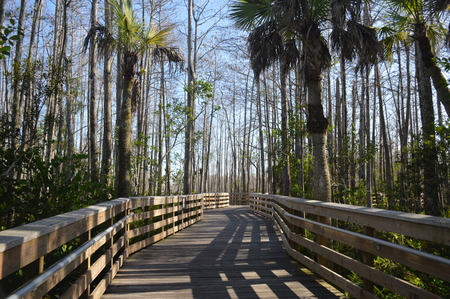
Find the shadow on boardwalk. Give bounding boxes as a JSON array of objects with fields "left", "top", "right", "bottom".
[{"left": 102, "top": 206, "right": 346, "bottom": 299}]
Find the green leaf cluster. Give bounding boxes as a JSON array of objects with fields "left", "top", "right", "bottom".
[{"left": 0, "top": 18, "right": 23, "bottom": 60}]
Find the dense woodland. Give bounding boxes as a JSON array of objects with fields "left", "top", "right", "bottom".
[{"left": 1, "top": 0, "right": 450, "bottom": 231}]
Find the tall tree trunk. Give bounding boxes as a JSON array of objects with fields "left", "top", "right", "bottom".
[
  {"left": 0, "top": 0, "right": 6, "bottom": 27},
  {"left": 376, "top": 65, "right": 393, "bottom": 209},
  {"left": 10, "top": 0, "right": 27, "bottom": 151},
  {"left": 398, "top": 44, "right": 412, "bottom": 206},
  {"left": 359, "top": 71, "right": 366, "bottom": 184},
  {"left": 184, "top": 0, "right": 196, "bottom": 194},
  {"left": 88, "top": 0, "right": 99, "bottom": 183},
  {"left": 116, "top": 52, "right": 137, "bottom": 198},
  {"left": 416, "top": 42, "right": 441, "bottom": 216},
  {"left": 295, "top": 62, "right": 305, "bottom": 196},
  {"left": 255, "top": 77, "right": 265, "bottom": 193},
  {"left": 101, "top": 0, "right": 114, "bottom": 185},
  {"left": 414, "top": 23, "right": 450, "bottom": 117},
  {"left": 339, "top": 58, "right": 349, "bottom": 190},
  {"left": 306, "top": 77, "right": 331, "bottom": 202},
  {"left": 366, "top": 69, "right": 372, "bottom": 208},
  {"left": 263, "top": 75, "right": 274, "bottom": 193},
  {"left": 46, "top": 0, "right": 68, "bottom": 165},
  {"left": 280, "top": 60, "right": 291, "bottom": 196},
  {"left": 20, "top": 0, "right": 43, "bottom": 151},
  {"left": 350, "top": 82, "right": 357, "bottom": 190}
]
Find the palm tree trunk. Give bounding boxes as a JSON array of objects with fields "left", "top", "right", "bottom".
[
  {"left": 415, "top": 23, "right": 450, "bottom": 117},
  {"left": 416, "top": 42, "right": 441, "bottom": 216},
  {"left": 306, "top": 77, "right": 331, "bottom": 202},
  {"left": 116, "top": 52, "right": 137, "bottom": 198}
]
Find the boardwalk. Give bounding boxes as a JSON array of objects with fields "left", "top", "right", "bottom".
[{"left": 102, "top": 206, "right": 345, "bottom": 299}]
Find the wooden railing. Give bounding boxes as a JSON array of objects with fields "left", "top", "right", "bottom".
[
  {"left": 249, "top": 193, "right": 450, "bottom": 299},
  {"left": 229, "top": 192, "right": 250, "bottom": 205},
  {"left": 0, "top": 194, "right": 213, "bottom": 299},
  {"left": 203, "top": 192, "right": 230, "bottom": 209},
  {"left": 2, "top": 192, "right": 449, "bottom": 299}
]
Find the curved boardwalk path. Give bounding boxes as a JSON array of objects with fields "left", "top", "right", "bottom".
[{"left": 101, "top": 206, "right": 346, "bottom": 299}]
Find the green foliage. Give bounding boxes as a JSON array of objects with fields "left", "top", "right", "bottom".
[
  {"left": 389, "top": 121, "right": 450, "bottom": 215},
  {"left": 437, "top": 57, "right": 450, "bottom": 73},
  {"left": 0, "top": 147, "right": 113, "bottom": 230},
  {"left": 184, "top": 79, "right": 214, "bottom": 100},
  {"left": 0, "top": 18, "right": 23, "bottom": 59},
  {"left": 335, "top": 180, "right": 369, "bottom": 206}
]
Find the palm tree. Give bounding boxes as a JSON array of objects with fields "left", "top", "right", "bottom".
[
  {"left": 386, "top": 0, "right": 450, "bottom": 117},
  {"left": 231, "top": 0, "right": 383, "bottom": 202},
  {"left": 384, "top": 0, "right": 447, "bottom": 215},
  {"left": 85, "top": 0, "right": 177, "bottom": 197}
]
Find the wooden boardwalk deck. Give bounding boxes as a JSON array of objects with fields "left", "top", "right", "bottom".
[{"left": 101, "top": 206, "right": 346, "bottom": 299}]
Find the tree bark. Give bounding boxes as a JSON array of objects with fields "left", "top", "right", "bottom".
[
  {"left": 116, "top": 52, "right": 137, "bottom": 198},
  {"left": 280, "top": 60, "right": 291, "bottom": 196},
  {"left": 184, "top": 0, "right": 196, "bottom": 194},
  {"left": 415, "top": 23, "right": 450, "bottom": 117},
  {"left": 88, "top": 0, "right": 99, "bottom": 183},
  {"left": 306, "top": 77, "right": 331, "bottom": 203},
  {"left": 376, "top": 65, "right": 393, "bottom": 209},
  {"left": 101, "top": 0, "right": 114, "bottom": 185},
  {"left": 255, "top": 77, "right": 266, "bottom": 193},
  {"left": 10, "top": 0, "right": 27, "bottom": 151},
  {"left": 416, "top": 42, "right": 441, "bottom": 216}
]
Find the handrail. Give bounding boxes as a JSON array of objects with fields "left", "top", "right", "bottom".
[
  {"left": 0, "top": 193, "right": 230, "bottom": 299},
  {"left": 5, "top": 213, "right": 134, "bottom": 299},
  {"left": 249, "top": 193, "right": 450, "bottom": 299}
]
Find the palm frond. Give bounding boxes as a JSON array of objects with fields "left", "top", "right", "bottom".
[
  {"left": 143, "top": 26, "right": 171, "bottom": 48},
  {"left": 378, "top": 26, "right": 410, "bottom": 63},
  {"left": 83, "top": 23, "right": 115, "bottom": 56},
  {"left": 152, "top": 46, "right": 184, "bottom": 72},
  {"left": 282, "top": 39, "right": 300, "bottom": 69},
  {"left": 353, "top": 22, "right": 385, "bottom": 70},
  {"left": 230, "top": 0, "right": 275, "bottom": 31},
  {"left": 426, "top": 0, "right": 450, "bottom": 13},
  {"left": 427, "top": 22, "right": 447, "bottom": 51},
  {"left": 248, "top": 20, "right": 283, "bottom": 77},
  {"left": 331, "top": 26, "right": 356, "bottom": 60}
]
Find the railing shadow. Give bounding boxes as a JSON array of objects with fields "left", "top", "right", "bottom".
[{"left": 187, "top": 207, "right": 342, "bottom": 298}]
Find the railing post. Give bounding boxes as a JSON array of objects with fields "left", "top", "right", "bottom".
[
  {"left": 125, "top": 200, "right": 131, "bottom": 258},
  {"left": 316, "top": 215, "right": 328, "bottom": 266},
  {"left": 363, "top": 226, "right": 375, "bottom": 294},
  {"left": 79, "top": 229, "right": 91, "bottom": 299}
]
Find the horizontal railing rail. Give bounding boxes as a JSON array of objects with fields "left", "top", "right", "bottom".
[
  {"left": 0, "top": 193, "right": 227, "bottom": 299},
  {"left": 203, "top": 192, "right": 230, "bottom": 209},
  {"left": 229, "top": 192, "right": 250, "bottom": 206},
  {"left": 249, "top": 193, "right": 450, "bottom": 299}
]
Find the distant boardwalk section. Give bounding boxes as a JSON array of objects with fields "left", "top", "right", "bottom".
[{"left": 102, "top": 206, "right": 345, "bottom": 299}]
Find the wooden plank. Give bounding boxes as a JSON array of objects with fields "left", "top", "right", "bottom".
[{"left": 101, "top": 206, "right": 345, "bottom": 299}]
